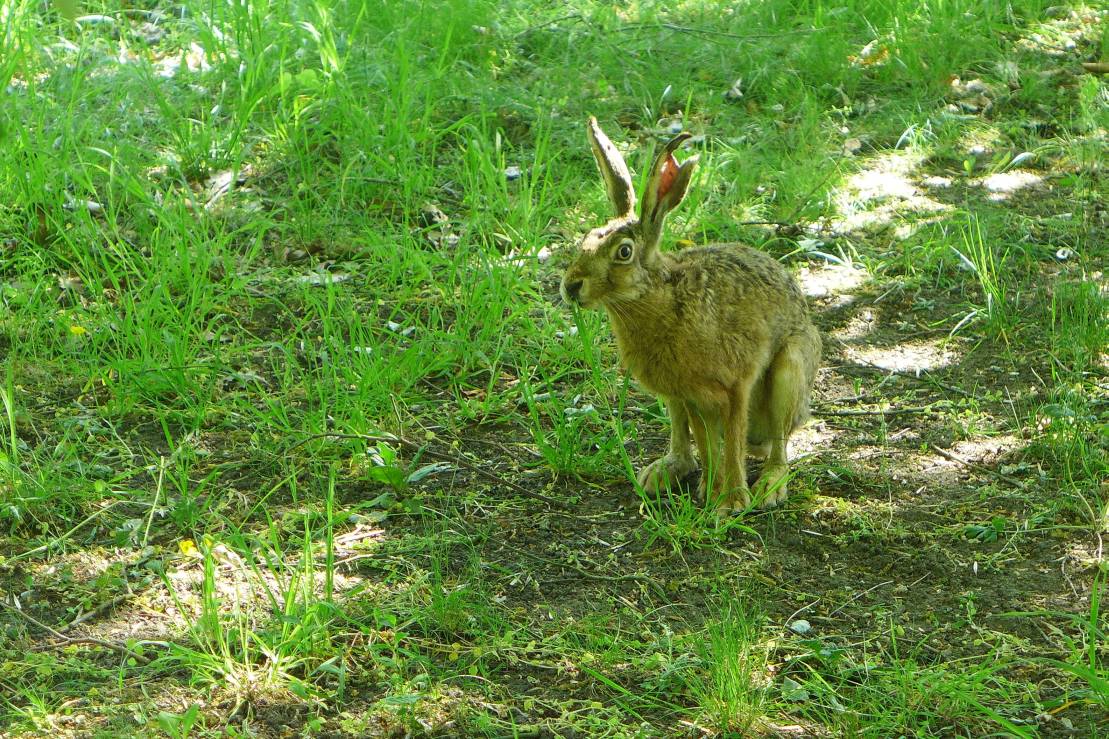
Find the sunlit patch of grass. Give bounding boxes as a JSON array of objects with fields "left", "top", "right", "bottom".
[
  {"left": 785, "top": 624, "right": 1038, "bottom": 736},
  {"left": 520, "top": 380, "right": 628, "bottom": 479},
  {"left": 687, "top": 599, "right": 772, "bottom": 734},
  {"left": 954, "top": 215, "right": 1015, "bottom": 342},
  {"left": 157, "top": 530, "right": 345, "bottom": 706},
  {"left": 1024, "top": 387, "right": 1108, "bottom": 528},
  {"left": 626, "top": 463, "right": 760, "bottom": 554},
  {"left": 403, "top": 537, "right": 509, "bottom": 644},
  {"left": 1050, "top": 279, "right": 1108, "bottom": 378}
]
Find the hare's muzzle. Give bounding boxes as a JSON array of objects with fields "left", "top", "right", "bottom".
[{"left": 561, "top": 278, "right": 584, "bottom": 305}]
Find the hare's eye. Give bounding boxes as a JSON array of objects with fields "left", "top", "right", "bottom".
[{"left": 615, "top": 241, "right": 634, "bottom": 262}]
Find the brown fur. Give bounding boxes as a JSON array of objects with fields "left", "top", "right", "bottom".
[{"left": 561, "top": 119, "right": 821, "bottom": 513}]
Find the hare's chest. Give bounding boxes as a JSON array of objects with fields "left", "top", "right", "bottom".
[
  {"left": 609, "top": 314, "right": 744, "bottom": 406},
  {"left": 622, "top": 347, "right": 677, "bottom": 396},
  {"left": 613, "top": 331, "right": 699, "bottom": 398}
]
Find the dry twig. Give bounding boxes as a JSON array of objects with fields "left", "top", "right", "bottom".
[
  {"left": 515, "top": 548, "right": 667, "bottom": 598},
  {"left": 813, "top": 405, "right": 942, "bottom": 417},
  {"left": 928, "top": 444, "right": 1026, "bottom": 488},
  {"left": 0, "top": 598, "right": 151, "bottom": 664},
  {"left": 622, "top": 22, "right": 818, "bottom": 41}
]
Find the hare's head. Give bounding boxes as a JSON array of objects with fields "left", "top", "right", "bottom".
[{"left": 560, "top": 117, "right": 698, "bottom": 309}]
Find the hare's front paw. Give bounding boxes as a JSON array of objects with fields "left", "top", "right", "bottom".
[
  {"left": 637, "top": 454, "right": 697, "bottom": 494},
  {"left": 699, "top": 472, "right": 751, "bottom": 515},
  {"left": 713, "top": 486, "right": 752, "bottom": 516},
  {"left": 754, "top": 464, "right": 790, "bottom": 508}
]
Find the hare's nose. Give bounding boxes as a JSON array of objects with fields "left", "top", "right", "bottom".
[{"left": 564, "top": 279, "right": 584, "bottom": 303}]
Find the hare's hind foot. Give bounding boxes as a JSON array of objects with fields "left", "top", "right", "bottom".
[
  {"left": 637, "top": 453, "right": 698, "bottom": 494},
  {"left": 754, "top": 463, "right": 790, "bottom": 508}
]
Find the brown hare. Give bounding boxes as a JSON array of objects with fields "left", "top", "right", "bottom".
[{"left": 561, "top": 117, "right": 821, "bottom": 514}]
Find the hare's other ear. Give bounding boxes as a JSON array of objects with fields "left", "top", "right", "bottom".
[
  {"left": 586, "top": 117, "right": 635, "bottom": 217},
  {"left": 640, "top": 132, "right": 698, "bottom": 248}
]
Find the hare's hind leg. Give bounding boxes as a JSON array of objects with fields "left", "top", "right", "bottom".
[
  {"left": 637, "top": 396, "right": 698, "bottom": 494},
  {"left": 755, "top": 336, "right": 814, "bottom": 507}
]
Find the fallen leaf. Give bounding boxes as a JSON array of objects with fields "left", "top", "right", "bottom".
[
  {"left": 296, "top": 271, "right": 350, "bottom": 285},
  {"left": 419, "top": 203, "right": 448, "bottom": 228},
  {"left": 789, "top": 619, "right": 812, "bottom": 635},
  {"left": 849, "top": 40, "right": 889, "bottom": 67},
  {"left": 781, "top": 677, "right": 810, "bottom": 702}
]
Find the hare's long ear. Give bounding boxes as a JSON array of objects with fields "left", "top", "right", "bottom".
[
  {"left": 586, "top": 117, "right": 635, "bottom": 217},
  {"left": 639, "top": 132, "right": 698, "bottom": 250}
]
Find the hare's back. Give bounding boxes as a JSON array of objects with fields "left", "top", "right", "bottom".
[{"left": 669, "top": 243, "right": 805, "bottom": 307}]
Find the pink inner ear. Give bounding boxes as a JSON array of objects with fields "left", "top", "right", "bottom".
[{"left": 657, "top": 154, "right": 679, "bottom": 199}]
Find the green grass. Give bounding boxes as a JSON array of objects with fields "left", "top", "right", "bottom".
[
  {"left": 1, "top": 0, "right": 1106, "bottom": 735},
  {"left": 688, "top": 599, "right": 771, "bottom": 733}
]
